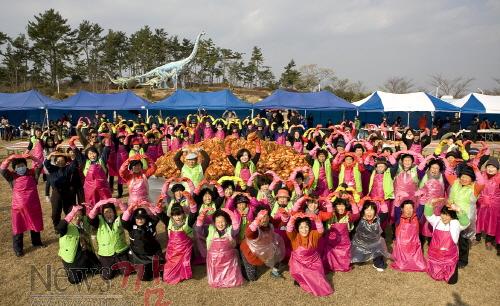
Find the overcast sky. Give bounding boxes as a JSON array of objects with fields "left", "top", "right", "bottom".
[{"left": 1, "top": 0, "right": 499, "bottom": 93}]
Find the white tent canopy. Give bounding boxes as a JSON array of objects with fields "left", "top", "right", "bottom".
[{"left": 444, "top": 93, "right": 500, "bottom": 114}]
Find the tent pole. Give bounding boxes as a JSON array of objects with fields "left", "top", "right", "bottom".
[
  {"left": 407, "top": 112, "right": 410, "bottom": 127},
  {"left": 251, "top": 109, "right": 254, "bottom": 119},
  {"left": 113, "top": 111, "right": 117, "bottom": 122},
  {"left": 343, "top": 111, "right": 345, "bottom": 121},
  {"left": 146, "top": 108, "right": 149, "bottom": 119},
  {"left": 45, "top": 108, "right": 49, "bottom": 130}
]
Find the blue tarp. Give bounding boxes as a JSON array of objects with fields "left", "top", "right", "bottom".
[
  {"left": 254, "top": 90, "right": 357, "bottom": 111},
  {"left": 0, "top": 90, "right": 58, "bottom": 110},
  {"left": 148, "top": 89, "right": 252, "bottom": 110},
  {"left": 49, "top": 90, "right": 149, "bottom": 110}
]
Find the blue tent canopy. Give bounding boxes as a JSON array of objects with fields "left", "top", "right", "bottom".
[
  {"left": 148, "top": 89, "right": 252, "bottom": 110},
  {"left": 0, "top": 90, "right": 57, "bottom": 110},
  {"left": 49, "top": 90, "right": 149, "bottom": 110},
  {"left": 254, "top": 89, "right": 356, "bottom": 111}
]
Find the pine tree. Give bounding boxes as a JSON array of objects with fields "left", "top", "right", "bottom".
[
  {"left": 27, "top": 9, "right": 77, "bottom": 87},
  {"left": 280, "top": 59, "right": 300, "bottom": 89}
]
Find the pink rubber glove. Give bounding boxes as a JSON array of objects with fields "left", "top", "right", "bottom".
[{"left": 64, "top": 205, "right": 83, "bottom": 223}]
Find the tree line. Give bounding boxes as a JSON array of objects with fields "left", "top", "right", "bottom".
[{"left": 0, "top": 9, "right": 498, "bottom": 100}]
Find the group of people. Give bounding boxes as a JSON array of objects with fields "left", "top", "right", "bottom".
[{"left": 1, "top": 111, "right": 499, "bottom": 297}]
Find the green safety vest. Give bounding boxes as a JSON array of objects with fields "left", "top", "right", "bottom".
[
  {"left": 338, "top": 163, "right": 362, "bottom": 193},
  {"left": 312, "top": 159, "right": 333, "bottom": 190},
  {"left": 96, "top": 215, "right": 128, "bottom": 257},
  {"left": 181, "top": 164, "right": 204, "bottom": 187},
  {"left": 129, "top": 148, "right": 147, "bottom": 169},
  {"left": 83, "top": 159, "right": 107, "bottom": 176},
  {"left": 368, "top": 169, "right": 394, "bottom": 199},
  {"left": 58, "top": 223, "right": 80, "bottom": 263},
  {"left": 449, "top": 181, "right": 477, "bottom": 217}
]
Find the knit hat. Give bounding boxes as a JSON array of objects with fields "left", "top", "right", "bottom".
[
  {"left": 445, "top": 151, "right": 460, "bottom": 159},
  {"left": 459, "top": 166, "right": 476, "bottom": 181},
  {"left": 485, "top": 157, "right": 499, "bottom": 169},
  {"left": 128, "top": 159, "right": 143, "bottom": 170},
  {"left": 468, "top": 148, "right": 479, "bottom": 155},
  {"left": 336, "top": 138, "right": 346, "bottom": 148},
  {"left": 186, "top": 152, "right": 198, "bottom": 160}
]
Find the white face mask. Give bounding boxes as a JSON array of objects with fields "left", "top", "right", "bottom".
[{"left": 15, "top": 166, "right": 27, "bottom": 176}]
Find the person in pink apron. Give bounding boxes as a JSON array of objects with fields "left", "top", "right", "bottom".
[
  {"left": 272, "top": 125, "right": 287, "bottom": 145},
  {"left": 119, "top": 154, "right": 157, "bottom": 206},
  {"left": 391, "top": 200, "right": 426, "bottom": 272},
  {"left": 475, "top": 157, "right": 500, "bottom": 252},
  {"left": 308, "top": 146, "right": 336, "bottom": 197},
  {"left": 143, "top": 132, "right": 163, "bottom": 163},
  {"left": 425, "top": 199, "right": 470, "bottom": 284},
  {"left": 163, "top": 203, "right": 197, "bottom": 284},
  {"left": 225, "top": 193, "right": 261, "bottom": 243},
  {"left": 226, "top": 136, "right": 261, "bottom": 185},
  {"left": 401, "top": 128, "right": 431, "bottom": 154},
  {"left": 287, "top": 213, "right": 333, "bottom": 296},
  {"left": 393, "top": 151, "right": 422, "bottom": 222},
  {"left": 70, "top": 136, "right": 112, "bottom": 210},
  {"left": 1, "top": 153, "right": 45, "bottom": 257},
  {"left": 196, "top": 208, "right": 244, "bottom": 288},
  {"left": 214, "top": 120, "right": 226, "bottom": 140},
  {"left": 322, "top": 195, "right": 359, "bottom": 273},
  {"left": 365, "top": 156, "right": 395, "bottom": 232},
  {"left": 292, "top": 195, "right": 334, "bottom": 223},
  {"left": 416, "top": 156, "right": 447, "bottom": 246},
  {"left": 201, "top": 118, "right": 215, "bottom": 140},
  {"left": 288, "top": 130, "right": 304, "bottom": 153}
]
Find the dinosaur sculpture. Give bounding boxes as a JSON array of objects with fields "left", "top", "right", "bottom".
[
  {"left": 133, "top": 31, "right": 205, "bottom": 89},
  {"left": 102, "top": 70, "right": 134, "bottom": 90}
]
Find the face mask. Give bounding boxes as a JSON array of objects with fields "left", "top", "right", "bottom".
[{"left": 15, "top": 166, "right": 27, "bottom": 176}]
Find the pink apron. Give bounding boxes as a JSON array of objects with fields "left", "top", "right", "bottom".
[
  {"left": 393, "top": 170, "right": 418, "bottom": 222},
  {"left": 84, "top": 163, "right": 112, "bottom": 207},
  {"left": 203, "top": 127, "right": 214, "bottom": 140},
  {"left": 145, "top": 144, "right": 159, "bottom": 162},
  {"left": 127, "top": 174, "right": 150, "bottom": 205},
  {"left": 390, "top": 218, "right": 426, "bottom": 272},
  {"left": 293, "top": 141, "right": 303, "bottom": 153},
  {"left": 276, "top": 134, "right": 286, "bottom": 145},
  {"left": 215, "top": 130, "right": 225, "bottom": 140},
  {"left": 239, "top": 168, "right": 251, "bottom": 184},
  {"left": 289, "top": 246, "right": 334, "bottom": 296},
  {"left": 322, "top": 222, "right": 351, "bottom": 272},
  {"left": 163, "top": 231, "right": 193, "bottom": 284},
  {"left": 426, "top": 228, "right": 458, "bottom": 282},
  {"left": 314, "top": 167, "right": 329, "bottom": 197},
  {"left": 31, "top": 140, "right": 44, "bottom": 162},
  {"left": 418, "top": 178, "right": 445, "bottom": 237},
  {"left": 206, "top": 237, "right": 244, "bottom": 288},
  {"left": 11, "top": 171, "right": 44, "bottom": 235},
  {"left": 476, "top": 174, "right": 500, "bottom": 237}
]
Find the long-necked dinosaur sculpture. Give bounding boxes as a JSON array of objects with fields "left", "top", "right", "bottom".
[
  {"left": 134, "top": 31, "right": 205, "bottom": 89},
  {"left": 103, "top": 31, "right": 205, "bottom": 90}
]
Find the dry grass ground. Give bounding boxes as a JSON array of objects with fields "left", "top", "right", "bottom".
[{"left": 0, "top": 139, "right": 498, "bottom": 306}]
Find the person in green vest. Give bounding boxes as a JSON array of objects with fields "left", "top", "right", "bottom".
[
  {"left": 332, "top": 152, "right": 364, "bottom": 195},
  {"left": 56, "top": 205, "right": 100, "bottom": 284},
  {"left": 174, "top": 148, "right": 210, "bottom": 187},
  {"left": 128, "top": 138, "right": 147, "bottom": 169},
  {"left": 88, "top": 198, "right": 130, "bottom": 280},
  {"left": 306, "top": 145, "right": 335, "bottom": 197},
  {"left": 444, "top": 163, "right": 484, "bottom": 268},
  {"left": 225, "top": 136, "right": 261, "bottom": 186}
]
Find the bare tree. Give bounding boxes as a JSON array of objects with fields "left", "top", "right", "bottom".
[
  {"left": 486, "top": 78, "right": 500, "bottom": 95},
  {"left": 380, "top": 76, "right": 414, "bottom": 93},
  {"left": 298, "top": 64, "right": 336, "bottom": 91},
  {"left": 429, "top": 74, "right": 474, "bottom": 98}
]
